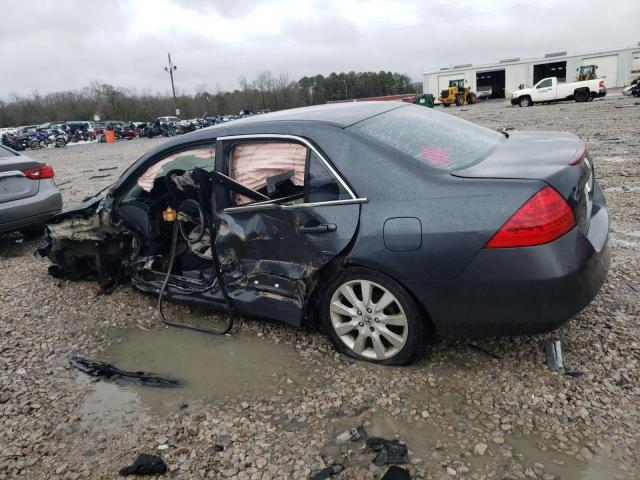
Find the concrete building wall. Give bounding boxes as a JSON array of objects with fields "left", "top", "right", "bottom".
[
  {"left": 504, "top": 63, "right": 527, "bottom": 93},
  {"left": 582, "top": 53, "right": 619, "bottom": 86}
]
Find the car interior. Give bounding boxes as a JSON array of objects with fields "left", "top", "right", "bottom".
[{"left": 114, "top": 140, "right": 349, "bottom": 285}]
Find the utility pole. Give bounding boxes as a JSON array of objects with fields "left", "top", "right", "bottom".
[{"left": 164, "top": 52, "right": 178, "bottom": 116}]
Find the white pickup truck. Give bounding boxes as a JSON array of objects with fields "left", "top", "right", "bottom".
[{"left": 511, "top": 77, "right": 606, "bottom": 107}]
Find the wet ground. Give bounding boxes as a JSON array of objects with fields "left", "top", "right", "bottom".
[
  {"left": 82, "top": 328, "right": 313, "bottom": 416},
  {"left": 1, "top": 94, "right": 639, "bottom": 479}
]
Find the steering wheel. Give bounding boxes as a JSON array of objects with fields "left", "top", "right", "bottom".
[
  {"left": 177, "top": 199, "right": 206, "bottom": 244},
  {"left": 164, "top": 169, "right": 192, "bottom": 204}
]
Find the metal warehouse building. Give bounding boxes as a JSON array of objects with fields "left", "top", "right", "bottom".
[{"left": 423, "top": 45, "right": 640, "bottom": 99}]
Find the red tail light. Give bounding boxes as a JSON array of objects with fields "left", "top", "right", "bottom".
[
  {"left": 598, "top": 80, "right": 605, "bottom": 89},
  {"left": 22, "top": 164, "right": 55, "bottom": 180},
  {"left": 485, "top": 186, "right": 575, "bottom": 248}
]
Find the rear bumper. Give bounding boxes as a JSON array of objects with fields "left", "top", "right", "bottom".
[
  {"left": 0, "top": 180, "right": 62, "bottom": 234},
  {"left": 595, "top": 88, "right": 607, "bottom": 98},
  {"left": 411, "top": 183, "right": 610, "bottom": 338}
]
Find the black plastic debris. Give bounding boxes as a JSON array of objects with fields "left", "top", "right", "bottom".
[
  {"left": 544, "top": 340, "right": 564, "bottom": 371},
  {"left": 119, "top": 453, "right": 167, "bottom": 476},
  {"left": 309, "top": 465, "right": 343, "bottom": 480},
  {"left": 382, "top": 465, "right": 411, "bottom": 480},
  {"left": 366, "top": 437, "right": 409, "bottom": 466},
  {"left": 70, "top": 356, "right": 181, "bottom": 387}
]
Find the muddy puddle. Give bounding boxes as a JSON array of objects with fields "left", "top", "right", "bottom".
[
  {"left": 322, "top": 387, "right": 623, "bottom": 479},
  {"left": 76, "top": 328, "right": 312, "bottom": 418},
  {"left": 508, "top": 433, "right": 624, "bottom": 480}
]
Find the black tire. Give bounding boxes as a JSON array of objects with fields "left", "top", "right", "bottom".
[
  {"left": 29, "top": 140, "right": 40, "bottom": 150},
  {"left": 55, "top": 137, "right": 66, "bottom": 147},
  {"left": 455, "top": 95, "right": 464, "bottom": 106},
  {"left": 320, "top": 267, "right": 431, "bottom": 365},
  {"left": 468, "top": 92, "right": 477, "bottom": 104},
  {"left": 519, "top": 96, "right": 532, "bottom": 107},
  {"left": 442, "top": 102, "right": 451, "bottom": 107},
  {"left": 574, "top": 90, "right": 589, "bottom": 102}
]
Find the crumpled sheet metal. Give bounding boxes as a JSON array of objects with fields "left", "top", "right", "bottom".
[{"left": 47, "top": 207, "right": 121, "bottom": 242}]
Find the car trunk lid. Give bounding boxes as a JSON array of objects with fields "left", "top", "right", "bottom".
[
  {"left": 0, "top": 154, "right": 42, "bottom": 204},
  {"left": 452, "top": 131, "right": 593, "bottom": 232}
]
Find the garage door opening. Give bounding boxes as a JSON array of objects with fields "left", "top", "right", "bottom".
[
  {"left": 534, "top": 61, "right": 566, "bottom": 84},
  {"left": 476, "top": 70, "right": 505, "bottom": 99}
]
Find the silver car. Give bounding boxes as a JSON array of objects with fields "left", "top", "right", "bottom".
[{"left": 0, "top": 145, "right": 62, "bottom": 236}]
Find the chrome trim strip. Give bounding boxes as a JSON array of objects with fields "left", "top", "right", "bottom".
[
  {"left": 215, "top": 133, "right": 357, "bottom": 199},
  {"left": 223, "top": 197, "right": 368, "bottom": 213},
  {"left": 282, "top": 198, "right": 368, "bottom": 210},
  {"left": 0, "top": 170, "right": 26, "bottom": 179}
]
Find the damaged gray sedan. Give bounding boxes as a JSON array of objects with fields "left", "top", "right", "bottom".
[{"left": 39, "top": 102, "right": 609, "bottom": 365}]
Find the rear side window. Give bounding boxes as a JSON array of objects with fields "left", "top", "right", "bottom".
[
  {"left": 307, "top": 151, "right": 350, "bottom": 203},
  {"left": 348, "top": 105, "right": 505, "bottom": 171}
]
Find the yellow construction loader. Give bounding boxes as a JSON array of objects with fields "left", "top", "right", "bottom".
[
  {"left": 438, "top": 79, "right": 477, "bottom": 107},
  {"left": 577, "top": 65, "right": 598, "bottom": 81}
]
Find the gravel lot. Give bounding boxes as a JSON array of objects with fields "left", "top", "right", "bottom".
[{"left": 1, "top": 95, "right": 638, "bottom": 480}]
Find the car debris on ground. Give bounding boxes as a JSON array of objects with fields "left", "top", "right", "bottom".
[
  {"left": 309, "top": 464, "right": 343, "bottom": 480},
  {"left": 381, "top": 465, "right": 411, "bottom": 480},
  {"left": 366, "top": 437, "right": 409, "bottom": 466},
  {"left": 118, "top": 453, "right": 167, "bottom": 476},
  {"left": 544, "top": 340, "right": 564, "bottom": 371},
  {"left": 69, "top": 356, "right": 182, "bottom": 387}
]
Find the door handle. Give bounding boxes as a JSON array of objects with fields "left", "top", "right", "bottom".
[{"left": 299, "top": 223, "right": 337, "bottom": 234}]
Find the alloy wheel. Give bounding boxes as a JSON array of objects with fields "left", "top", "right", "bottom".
[{"left": 329, "top": 279, "right": 408, "bottom": 360}]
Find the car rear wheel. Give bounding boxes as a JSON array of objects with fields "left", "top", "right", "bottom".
[
  {"left": 574, "top": 90, "right": 589, "bottom": 102},
  {"left": 321, "top": 267, "right": 429, "bottom": 365}
]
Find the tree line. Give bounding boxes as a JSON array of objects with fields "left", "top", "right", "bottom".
[{"left": 0, "top": 71, "right": 417, "bottom": 127}]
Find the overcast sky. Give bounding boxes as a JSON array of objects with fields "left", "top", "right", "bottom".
[{"left": 1, "top": 0, "right": 638, "bottom": 99}]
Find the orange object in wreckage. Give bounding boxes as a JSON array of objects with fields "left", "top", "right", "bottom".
[
  {"left": 162, "top": 207, "right": 176, "bottom": 222},
  {"left": 104, "top": 129, "right": 116, "bottom": 143}
]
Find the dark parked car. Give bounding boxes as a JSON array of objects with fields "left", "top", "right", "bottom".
[
  {"left": 0, "top": 145, "right": 62, "bottom": 236},
  {"left": 38, "top": 103, "right": 609, "bottom": 364}
]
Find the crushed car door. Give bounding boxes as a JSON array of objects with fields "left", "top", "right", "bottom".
[{"left": 213, "top": 135, "right": 365, "bottom": 326}]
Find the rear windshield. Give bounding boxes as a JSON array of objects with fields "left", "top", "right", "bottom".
[{"left": 348, "top": 104, "right": 505, "bottom": 171}]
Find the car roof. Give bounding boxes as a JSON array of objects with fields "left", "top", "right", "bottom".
[{"left": 232, "top": 101, "right": 408, "bottom": 128}]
